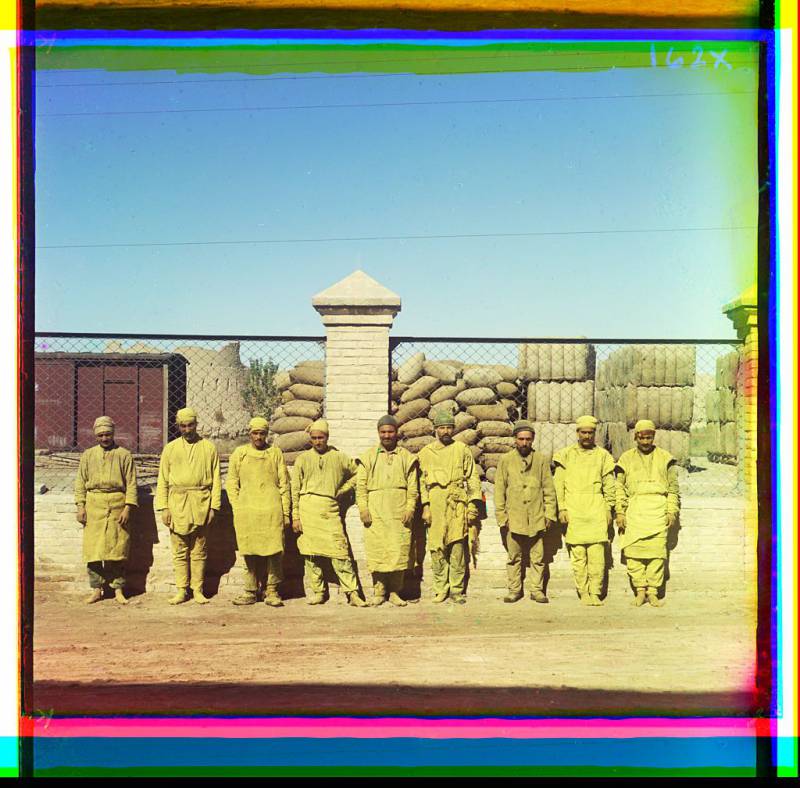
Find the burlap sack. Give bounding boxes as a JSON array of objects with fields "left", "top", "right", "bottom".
[
  {"left": 496, "top": 381, "right": 518, "bottom": 398},
  {"left": 270, "top": 406, "right": 285, "bottom": 421},
  {"left": 400, "top": 375, "right": 442, "bottom": 404},
  {"left": 519, "top": 343, "right": 595, "bottom": 382},
  {"left": 423, "top": 360, "right": 458, "bottom": 384},
  {"left": 467, "top": 404, "right": 510, "bottom": 422},
  {"left": 395, "top": 398, "right": 431, "bottom": 425},
  {"left": 397, "top": 352, "right": 425, "bottom": 384},
  {"left": 273, "top": 430, "right": 312, "bottom": 452},
  {"left": 478, "top": 420, "right": 514, "bottom": 438},
  {"left": 430, "top": 384, "right": 461, "bottom": 406},
  {"left": 462, "top": 366, "right": 503, "bottom": 388},
  {"left": 453, "top": 412, "right": 478, "bottom": 434},
  {"left": 456, "top": 387, "right": 497, "bottom": 407},
  {"left": 270, "top": 416, "right": 313, "bottom": 435},
  {"left": 275, "top": 371, "right": 292, "bottom": 391},
  {"left": 401, "top": 435, "right": 435, "bottom": 453},
  {"left": 281, "top": 400, "right": 323, "bottom": 420},
  {"left": 478, "top": 436, "right": 516, "bottom": 451},
  {"left": 485, "top": 467, "right": 497, "bottom": 484},
  {"left": 398, "top": 417, "right": 434, "bottom": 439},
  {"left": 391, "top": 381, "right": 409, "bottom": 401},
  {"left": 290, "top": 365, "right": 324, "bottom": 387},
  {"left": 715, "top": 351, "right": 740, "bottom": 390},
  {"left": 280, "top": 390, "right": 295, "bottom": 403},
  {"left": 481, "top": 452, "right": 506, "bottom": 469},
  {"left": 453, "top": 428, "right": 479, "bottom": 446},
  {"left": 289, "top": 383, "right": 324, "bottom": 403},
  {"left": 469, "top": 445, "right": 482, "bottom": 461},
  {"left": 280, "top": 450, "right": 303, "bottom": 466}
]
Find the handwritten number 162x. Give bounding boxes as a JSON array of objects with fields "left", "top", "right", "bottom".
[{"left": 650, "top": 44, "right": 732, "bottom": 70}]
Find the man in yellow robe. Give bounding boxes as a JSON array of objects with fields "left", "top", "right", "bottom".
[
  {"left": 418, "top": 409, "right": 482, "bottom": 604},
  {"left": 291, "top": 419, "right": 367, "bottom": 607},
  {"left": 553, "top": 414, "right": 616, "bottom": 606},
  {"left": 356, "top": 415, "right": 419, "bottom": 607},
  {"left": 226, "top": 416, "right": 291, "bottom": 607},
  {"left": 74, "top": 416, "right": 138, "bottom": 604},
  {"left": 494, "top": 421, "right": 557, "bottom": 604},
  {"left": 616, "top": 419, "right": 681, "bottom": 607},
  {"left": 155, "top": 407, "right": 221, "bottom": 605}
]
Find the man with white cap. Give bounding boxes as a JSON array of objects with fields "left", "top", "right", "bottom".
[
  {"left": 552, "top": 415, "right": 616, "bottom": 606},
  {"left": 155, "top": 407, "right": 222, "bottom": 605},
  {"left": 494, "top": 420, "right": 557, "bottom": 604},
  {"left": 226, "top": 416, "right": 291, "bottom": 607},
  {"left": 615, "top": 419, "right": 681, "bottom": 607},
  {"left": 418, "top": 408, "right": 482, "bottom": 604},
  {"left": 291, "top": 419, "right": 367, "bottom": 607},
  {"left": 74, "top": 416, "right": 138, "bottom": 604},
  {"left": 356, "top": 414, "right": 420, "bottom": 607}
]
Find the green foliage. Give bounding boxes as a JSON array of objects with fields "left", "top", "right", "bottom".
[{"left": 242, "top": 358, "right": 280, "bottom": 419}]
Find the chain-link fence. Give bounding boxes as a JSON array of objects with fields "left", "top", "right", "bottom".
[
  {"left": 390, "top": 338, "right": 744, "bottom": 498},
  {"left": 33, "top": 333, "right": 325, "bottom": 492}
]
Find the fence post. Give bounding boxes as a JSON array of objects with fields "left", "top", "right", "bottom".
[{"left": 312, "top": 270, "right": 401, "bottom": 458}]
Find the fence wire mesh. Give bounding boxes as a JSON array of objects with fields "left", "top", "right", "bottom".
[
  {"left": 33, "top": 334, "right": 325, "bottom": 492},
  {"left": 390, "top": 339, "right": 744, "bottom": 498}
]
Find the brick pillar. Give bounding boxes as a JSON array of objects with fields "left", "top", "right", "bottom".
[
  {"left": 722, "top": 285, "right": 758, "bottom": 590},
  {"left": 312, "top": 270, "right": 401, "bottom": 458}
]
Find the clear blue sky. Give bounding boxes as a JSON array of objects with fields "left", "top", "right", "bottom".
[{"left": 34, "top": 40, "right": 759, "bottom": 338}]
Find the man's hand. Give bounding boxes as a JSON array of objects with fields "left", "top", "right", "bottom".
[
  {"left": 667, "top": 512, "right": 678, "bottom": 528},
  {"left": 359, "top": 509, "right": 372, "bottom": 526},
  {"left": 76, "top": 505, "right": 87, "bottom": 525},
  {"left": 206, "top": 508, "right": 217, "bottom": 526},
  {"left": 421, "top": 504, "right": 431, "bottom": 525},
  {"left": 558, "top": 511, "right": 569, "bottom": 526},
  {"left": 467, "top": 505, "right": 480, "bottom": 527},
  {"left": 292, "top": 518, "right": 303, "bottom": 534},
  {"left": 117, "top": 505, "right": 131, "bottom": 527},
  {"left": 616, "top": 512, "right": 626, "bottom": 533},
  {"left": 544, "top": 519, "right": 556, "bottom": 531},
  {"left": 161, "top": 508, "right": 172, "bottom": 527},
  {"left": 606, "top": 509, "right": 613, "bottom": 527},
  {"left": 401, "top": 510, "right": 414, "bottom": 527}
]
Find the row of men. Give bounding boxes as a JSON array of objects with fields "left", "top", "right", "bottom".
[{"left": 74, "top": 409, "right": 679, "bottom": 609}]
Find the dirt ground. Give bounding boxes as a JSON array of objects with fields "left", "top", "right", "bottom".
[{"left": 31, "top": 584, "right": 757, "bottom": 718}]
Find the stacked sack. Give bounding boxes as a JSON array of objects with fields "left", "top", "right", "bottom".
[
  {"left": 518, "top": 343, "right": 596, "bottom": 458},
  {"left": 705, "top": 351, "right": 740, "bottom": 465},
  {"left": 390, "top": 352, "right": 520, "bottom": 483},
  {"left": 268, "top": 360, "right": 325, "bottom": 464},
  {"left": 594, "top": 345, "right": 695, "bottom": 464}
]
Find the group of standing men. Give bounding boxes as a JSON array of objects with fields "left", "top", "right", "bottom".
[{"left": 74, "top": 407, "right": 679, "bottom": 609}]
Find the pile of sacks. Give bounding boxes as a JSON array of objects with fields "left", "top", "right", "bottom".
[
  {"left": 705, "top": 351, "right": 740, "bottom": 464},
  {"left": 518, "top": 343, "right": 596, "bottom": 458},
  {"left": 391, "top": 353, "right": 521, "bottom": 482},
  {"left": 595, "top": 345, "right": 696, "bottom": 464},
  {"left": 267, "top": 360, "right": 325, "bottom": 464}
]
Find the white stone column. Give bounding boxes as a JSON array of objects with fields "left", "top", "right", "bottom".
[{"left": 312, "top": 270, "right": 401, "bottom": 459}]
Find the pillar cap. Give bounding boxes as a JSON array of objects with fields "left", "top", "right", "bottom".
[
  {"left": 722, "top": 283, "right": 757, "bottom": 315},
  {"left": 313, "top": 270, "right": 401, "bottom": 326}
]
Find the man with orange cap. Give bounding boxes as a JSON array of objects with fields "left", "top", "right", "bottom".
[
  {"left": 615, "top": 419, "right": 681, "bottom": 607},
  {"left": 74, "top": 416, "right": 138, "bottom": 604},
  {"left": 155, "top": 407, "right": 221, "bottom": 605}
]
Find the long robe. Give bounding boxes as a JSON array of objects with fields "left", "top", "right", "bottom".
[
  {"left": 418, "top": 440, "right": 482, "bottom": 551},
  {"left": 155, "top": 436, "right": 222, "bottom": 535},
  {"left": 494, "top": 449, "right": 557, "bottom": 536},
  {"left": 616, "top": 446, "right": 680, "bottom": 558},
  {"left": 291, "top": 447, "right": 357, "bottom": 560},
  {"left": 355, "top": 445, "right": 419, "bottom": 573},
  {"left": 552, "top": 444, "right": 616, "bottom": 545},
  {"left": 74, "top": 444, "right": 138, "bottom": 562},
  {"left": 226, "top": 444, "right": 291, "bottom": 556}
]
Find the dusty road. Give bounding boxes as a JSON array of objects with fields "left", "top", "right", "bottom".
[{"left": 31, "top": 585, "right": 757, "bottom": 718}]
